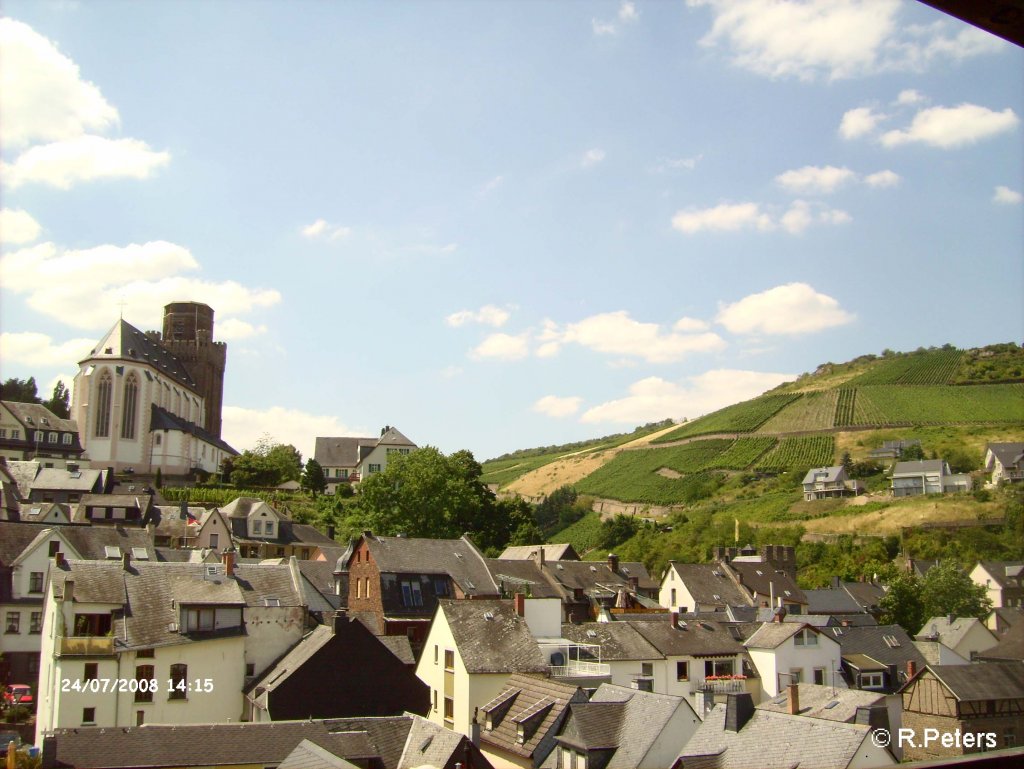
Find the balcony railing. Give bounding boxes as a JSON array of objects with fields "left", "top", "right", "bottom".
[
  {"left": 692, "top": 677, "right": 746, "bottom": 694},
  {"left": 58, "top": 636, "right": 115, "bottom": 657},
  {"left": 550, "top": 660, "right": 611, "bottom": 678}
]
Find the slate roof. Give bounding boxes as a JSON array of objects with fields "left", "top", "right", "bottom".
[
  {"left": 0, "top": 520, "right": 156, "bottom": 566},
  {"left": 979, "top": 622, "right": 1024, "bottom": 662},
  {"left": 246, "top": 625, "right": 335, "bottom": 699},
  {"left": 804, "top": 588, "right": 864, "bottom": 615},
  {"left": 726, "top": 561, "right": 807, "bottom": 606},
  {"left": 378, "top": 634, "right": 417, "bottom": 665},
  {"left": 916, "top": 616, "right": 993, "bottom": 649},
  {"left": 150, "top": 404, "right": 238, "bottom": 454},
  {"left": 363, "top": 534, "right": 498, "bottom": 597},
  {"left": 743, "top": 622, "right": 819, "bottom": 650},
  {"left": 4, "top": 460, "right": 41, "bottom": 498},
  {"left": 479, "top": 673, "right": 584, "bottom": 759},
  {"left": 800, "top": 466, "right": 845, "bottom": 485},
  {"left": 826, "top": 624, "right": 927, "bottom": 670},
  {"left": 18, "top": 501, "right": 71, "bottom": 523},
  {"left": 917, "top": 662, "right": 1024, "bottom": 701},
  {"left": 486, "top": 558, "right": 563, "bottom": 599},
  {"left": 560, "top": 622, "right": 661, "bottom": 661},
  {"left": 756, "top": 683, "right": 886, "bottom": 723},
  {"left": 986, "top": 442, "right": 1024, "bottom": 468},
  {"left": 50, "top": 716, "right": 431, "bottom": 769},
  {"left": 278, "top": 738, "right": 361, "bottom": 769},
  {"left": 32, "top": 467, "right": 104, "bottom": 492},
  {"left": 498, "top": 544, "right": 580, "bottom": 561},
  {"left": 977, "top": 560, "right": 1024, "bottom": 589},
  {"left": 396, "top": 714, "right": 466, "bottom": 769},
  {"left": 677, "top": 703, "right": 875, "bottom": 769},
  {"left": 376, "top": 426, "right": 416, "bottom": 447},
  {"left": 1, "top": 400, "right": 79, "bottom": 434},
  {"left": 666, "top": 562, "right": 751, "bottom": 607},
  {"left": 840, "top": 581, "right": 887, "bottom": 612},
  {"left": 892, "top": 459, "right": 948, "bottom": 475},
  {"left": 441, "top": 599, "right": 547, "bottom": 673},
  {"left": 87, "top": 319, "right": 197, "bottom": 389},
  {"left": 631, "top": 618, "right": 746, "bottom": 657}
]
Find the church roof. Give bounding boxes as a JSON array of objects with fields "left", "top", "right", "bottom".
[
  {"left": 85, "top": 319, "right": 198, "bottom": 390},
  {"left": 151, "top": 405, "right": 238, "bottom": 455}
]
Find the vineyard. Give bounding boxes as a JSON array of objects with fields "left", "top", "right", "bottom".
[
  {"left": 846, "top": 348, "right": 964, "bottom": 386},
  {"left": 834, "top": 389, "right": 856, "bottom": 426},
  {"left": 576, "top": 465, "right": 725, "bottom": 506},
  {"left": 481, "top": 453, "right": 567, "bottom": 486},
  {"left": 850, "top": 384, "right": 1024, "bottom": 425},
  {"left": 758, "top": 390, "right": 838, "bottom": 433},
  {"left": 651, "top": 393, "right": 800, "bottom": 442},
  {"left": 754, "top": 435, "right": 835, "bottom": 472}
]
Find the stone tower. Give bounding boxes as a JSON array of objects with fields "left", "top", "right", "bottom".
[{"left": 160, "top": 302, "right": 227, "bottom": 438}]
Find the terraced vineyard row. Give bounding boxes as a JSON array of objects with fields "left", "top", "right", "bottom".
[
  {"left": 651, "top": 393, "right": 800, "bottom": 442},
  {"left": 754, "top": 435, "right": 835, "bottom": 472},
  {"left": 758, "top": 390, "right": 838, "bottom": 433},
  {"left": 834, "top": 389, "right": 856, "bottom": 426},
  {"left": 654, "top": 440, "right": 734, "bottom": 473},
  {"left": 846, "top": 348, "right": 964, "bottom": 386},
  {"left": 576, "top": 465, "right": 725, "bottom": 506},
  {"left": 850, "top": 384, "right": 1024, "bottom": 425}
]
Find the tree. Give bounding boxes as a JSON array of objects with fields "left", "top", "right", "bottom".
[
  {"left": 301, "top": 458, "right": 327, "bottom": 497},
  {"left": 229, "top": 440, "right": 303, "bottom": 488},
  {"left": 919, "top": 560, "right": 992, "bottom": 621},
  {"left": 43, "top": 380, "right": 71, "bottom": 419},
  {"left": 0, "top": 376, "right": 40, "bottom": 403},
  {"left": 879, "top": 572, "right": 925, "bottom": 634},
  {"left": 840, "top": 451, "right": 853, "bottom": 476},
  {"left": 901, "top": 443, "right": 925, "bottom": 461}
]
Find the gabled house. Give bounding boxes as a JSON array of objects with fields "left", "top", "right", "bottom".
[
  {"left": 552, "top": 684, "right": 701, "bottom": 769},
  {"left": 416, "top": 598, "right": 547, "bottom": 736},
  {"left": 986, "top": 606, "right": 1024, "bottom": 636},
  {"left": 498, "top": 543, "right": 580, "bottom": 561},
  {"left": 900, "top": 663, "right": 1024, "bottom": 760},
  {"left": 869, "top": 439, "right": 920, "bottom": 460},
  {"left": 314, "top": 426, "right": 417, "bottom": 492},
  {"left": 675, "top": 691, "right": 896, "bottom": 769},
  {"left": 971, "top": 560, "right": 1024, "bottom": 609},
  {"left": 743, "top": 621, "right": 844, "bottom": 698},
  {"left": 915, "top": 615, "right": 999, "bottom": 661},
  {"left": 344, "top": 532, "right": 499, "bottom": 650},
  {"left": 659, "top": 563, "right": 751, "bottom": 614},
  {"left": 0, "top": 401, "right": 84, "bottom": 466},
  {"left": 891, "top": 459, "right": 971, "bottom": 496},
  {"left": 72, "top": 492, "right": 153, "bottom": 525},
  {"left": 822, "top": 624, "right": 927, "bottom": 693},
  {"left": 193, "top": 497, "right": 337, "bottom": 559},
  {"left": 801, "top": 466, "right": 862, "bottom": 501},
  {"left": 977, "top": 622, "right": 1024, "bottom": 663},
  {"left": 15, "top": 462, "right": 108, "bottom": 505},
  {"left": 477, "top": 673, "right": 588, "bottom": 769},
  {"left": 985, "top": 442, "right": 1024, "bottom": 484}
]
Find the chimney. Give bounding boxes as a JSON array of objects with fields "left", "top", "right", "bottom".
[
  {"left": 906, "top": 659, "right": 917, "bottom": 680},
  {"left": 608, "top": 553, "right": 619, "bottom": 574},
  {"left": 122, "top": 551, "right": 131, "bottom": 571},
  {"left": 671, "top": 611, "right": 679, "bottom": 629},
  {"left": 63, "top": 579, "right": 74, "bottom": 602},
  {"left": 724, "top": 693, "right": 754, "bottom": 733},
  {"left": 947, "top": 613, "right": 955, "bottom": 625},
  {"left": 787, "top": 683, "right": 800, "bottom": 715},
  {"left": 534, "top": 547, "right": 545, "bottom": 568},
  {"left": 55, "top": 552, "right": 65, "bottom": 568},
  {"left": 628, "top": 575, "right": 639, "bottom": 590},
  {"left": 222, "top": 547, "right": 236, "bottom": 577},
  {"left": 831, "top": 575, "right": 841, "bottom": 589},
  {"left": 514, "top": 593, "right": 525, "bottom": 617},
  {"left": 470, "top": 708, "right": 481, "bottom": 747},
  {"left": 332, "top": 611, "right": 347, "bottom": 634},
  {"left": 772, "top": 608, "right": 784, "bottom": 623}
]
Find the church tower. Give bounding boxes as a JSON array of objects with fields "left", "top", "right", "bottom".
[{"left": 160, "top": 302, "right": 227, "bottom": 438}]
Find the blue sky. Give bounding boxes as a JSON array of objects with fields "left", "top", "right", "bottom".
[{"left": 1, "top": 0, "right": 1022, "bottom": 462}]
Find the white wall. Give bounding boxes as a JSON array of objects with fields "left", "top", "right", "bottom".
[{"left": 748, "top": 630, "right": 844, "bottom": 698}]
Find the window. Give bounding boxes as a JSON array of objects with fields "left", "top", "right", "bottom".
[
  {"left": 369, "top": 463, "right": 381, "bottom": 473},
  {"left": 135, "top": 665, "right": 154, "bottom": 702},
  {"left": 154, "top": 433, "right": 161, "bottom": 446},
  {"left": 136, "top": 711, "right": 145, "bottom": 727},
  {"left": 48, "top": 431, "right": 58, "bottom": 443},
  {"left": 434, "top": 645, "right": 439, "bottom": 665},
  {"left": 30, "top": 612, "right": 42, "bottom": 634},
  {"left": 184, "top": 607, "right": 217, "bottom": 631},
  {"left": 137, "top": 648, "right": 154, "bottom": 658},
  {"left": 29, "top": 571, "right": 44, "bottom": 593},
  {"left": 401, "top": 580, "right": 423, "bottom": 607},
  {"left": 670, "top": 588, "right": 677, "bottom": 606},
  {"left": 1004, "top": 728, "right": 1017, "bottom": 748},
  {"left": 433, "top": 578, "right": 449, "bottom": 597},
  {"left": 676, "top": 661, "right": 689, "bottom": 681},
  {"left": 253, "top": 520, "right": 262, "bottom": 535},
  {"left": 705, "top": 659, "right": 734, "bottom": 677},
  {"left": 364, "top": 577, "right": 370, "bottom": 598},
  {"left": 0, "top": 429, "right": 5, "bottom": 438},
  {"left": 443, "top": 696, "right": 454, "bottom": 725},
  {"left": 10, "top": 429, "right": 18, "bottom": 440},
  {"left": 168, "top": 663, "right": 187, "bottom": 699},
  {"left": 84, "top": 663, "right": 98, "bottom": 682},
  {"left": 641, "top": 662, "right": 654, "bottom": 678},
  {"left": 444, "top": 649, "right": 455, "bottom": 671},
  {"left": 793, "top": 628, "right": 818, "bottom": 646},
  {"left": 95, "top": 370, "right": 112, "bottom": 437},
  {"left": 813, "top": 667, "right": 826, "bottom": 686},
  {"left": 861, "top": 673, "right": 884, "bottom": 689},
  {"left": 789, "top": 669, "right": 803, "bottom": 684},
  {"left": 5, "top": 612, "right": 20, "bottom": 634},
  {"left": 63, "top": 433, "right": 72, "bottom": 445},
  {"left": 356, "top": 579, "right": 362, "bottom": 599},
  {"left": 265, "top": 521, "right": 274, "bottom": 536},
  {"left": 49, "top": 541, "right": 61, "bottom": 556},
  {"left": 432, "top": 689, "right": 438, "bottom": 711},
  {"left": 210, "top": 533, "right": 219, "bottom": 549},
  {"left": 82, "top": 707, "right": 96, "bottom": 724},
  {"left": 121, "top": 374, "right": 139, "bottom": 439}
]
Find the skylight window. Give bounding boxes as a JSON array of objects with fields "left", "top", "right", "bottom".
[{"left": 104, "top": 546, "right": 121, "bottom": 559}]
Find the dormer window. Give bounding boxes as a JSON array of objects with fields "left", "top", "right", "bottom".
[{"left": 793, "top": 628, "right": 818, "bottom": 646}]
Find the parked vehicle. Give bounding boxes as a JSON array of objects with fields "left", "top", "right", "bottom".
[{"left": 3, "top": 684, "right": 33, "bottom": 709}]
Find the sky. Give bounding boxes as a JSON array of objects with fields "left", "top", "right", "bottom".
[{"left": 1, "top": 0, "right": 1022, "bottom": 463}]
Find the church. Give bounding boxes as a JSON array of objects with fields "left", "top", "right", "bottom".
[{"left": 71, "top": 302, "right": 237, "bottom": 477}]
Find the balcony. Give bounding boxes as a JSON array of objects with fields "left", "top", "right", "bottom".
[
  {"left": 58, "top": 636, "right": 115, "bottom": 657},
  {"left": 550, "top": 659, "right": 612, "bottom": 678},
  {"left": 691, "top": 677, "right": 748, "bottom": 695},
  {"left": 543, "top": 641, "right": 611, "bottom": 679}
]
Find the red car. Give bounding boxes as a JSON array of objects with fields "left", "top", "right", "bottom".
[{"left": 3, "top": 684, "right": 33, "bottom": 708}]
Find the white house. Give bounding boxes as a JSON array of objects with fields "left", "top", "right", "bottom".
[
  {"left": 314, "top": 426, "right": 417, "bottom": 491},
  {"left": 801, "top": 466, "right": 862, "bottom": 501},
  {"left": 915, "top": 616, "right": 999, "bottom": 661},
  {"left": 984, "top": 442, "right": 1024, "bottom": 484},
  {"left": 970, "top": 561, "right": 1024, "bottom": 609},
  {"left": 743, "top": 621, "right": 845, "bottom": 699},
  {"left": 891, "top": 459, "right": 971, "bottom": 497}
]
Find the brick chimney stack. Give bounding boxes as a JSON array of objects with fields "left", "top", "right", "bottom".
[
  {"left": 222, "top": 547, "right": 236, "bottom": 577},
  {"left": 608, "top": 553, "right": 619, "bottom": 574},
  {"left": 788, "top": 683, "right": 800, "bottom": 715},
  {"left": 514, "top": 593, "right": 525, "bottom": 617},
  {"left": 906, "top": 659, "right": 917, "bottom": 680}
]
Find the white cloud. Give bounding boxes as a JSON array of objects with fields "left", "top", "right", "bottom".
[
  {"left": 673, "top": 317, "right": 710, "bottom": 332},
  {"left": 839, "top": 106, "right": 887, "bottom": 140},
  {"left": 775, "top": 165, "right": 856, "bottom": 194},
  {"left": 0, "top": 240, "right": 281, "bottom": 331},
  {"left": 533, "top": 395, "right": 583, "bottom": 418},
  {"left": 581, "top": 148, "right": 606, "bottom": 168},
  {"left": 0, "top": 209, "right": 42, "bottom": 245},
  {"left": 0, "top": 331, "right": 97, "bottom": 368},
  {"left": 592, "top": 18, "right": 617, "bottom": 36},
  {"left": 215, "top": 318, "right": 268, "bottom": 340},
  {"left": 0, "top": 18, "right": 119, "bottom": 148},
  {"left": 446, "top": 305, "right": 511, "bottom": 328},
  {"left": 864, "top": 170, "right": 901, "bottom": 188},
  {"left": 536, "top": 341, "right": 561, "bottom": 358},
  {"left": 653, "top": 155, "right": 703, "bottom": 173},
  {"left": 300, "top": 218, "right": 352, "bottom": 241},
  {"left": 690, "top": 0, "right": 1003, "bottom": 82},
  {"left": 993, "top": 186, "right": 1023, "bottom": 205},
  {"left": 3, "top": 135, "right": 170, "bottom": 190},
  {"left": 780, "top": 201, "right": 814, "bottom": 234},
  {"left": 896, "top": 89, "right": 925, "bottom": 106},
  {"left": 470, "top": 332, "right": 530, "bottom": 361},
  {"left": 880, "top": 104, "right": 1019, "bottom": 149},
  {"left": 222, "top": 405, "right": 361, "bottom": 457},
  {"left": 716, "top": 283, "right": 855, "bottom": 335},
  {"left": 672, "top": 202, "right": 773, "bottom": 234},
  {"left": 580, "top": 368, "right": 794, "bottom": 424},
  {"left": 544, "top": 311, "right": 726, "bottom": 364},
  {"left": 619, "top": 2, "right": 639, "bottom": 22}
]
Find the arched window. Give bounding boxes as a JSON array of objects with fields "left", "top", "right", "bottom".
[
  {"left": 95, "top": 370, "right": 112, "bottom": 437},
  {"left": 121, "top": 373, "right": 138, "bottom": 440}
]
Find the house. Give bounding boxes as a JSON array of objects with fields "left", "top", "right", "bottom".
[
  {"left": 552, "top": 683, "right": 701, "bottom": 769},
  {"left": 675, "top": 690, "right": 896, "bottom": 769},
  {"left": 984, "top": 442, "right": 1024, "bottom": 484},
  {"left": 659, "top": 563, "right": 753, "bottom": 614},
  {"left": 869, "top": 439, "right": 921, "bottom": 460},
  {"left": 244, "top": 612, "right": 428, "bottom": 722},
  {"left": 344, "top": 532, "right": 499, "bottom": 651},
  {"left": 891, "top": 459, "right": 971, "bottom": 496},
  {"left": 477, "top": 673, "right": 588, "bottom": 769},
  {"left": 986, "top": 606, "right": 1024, "bottom": 636},
  {"left": 46, "top": 713, "right": 494, "bottom": 769},
  {"left": 34, "top": 551, "right": 308, "bottom": 742},
  {"left": 756, "top": 681, "right": 891, "bottom": 726},
  {"left": 801, "top": 466, "right": 862, "bottom": 501},
  {"left": 314, "top": 426, "right": 418, "bottom": 492},
  {"left": 805, "top": 577, "right": 884, "bottom": 620},
  {"left": 977, "top": 622, "right": 1024, "bottom": 663},
  {"left": 416, "top": 598, "right": 547, "bottom": 736},
  {"left": 498, "top": 543, "right": 580, "bottom": 561},
  {"left": 900, "top": 663, "right": 1024, "bottom": 760},
  {"left": 821, "top": 624, "right": 927, "bottom": 693},
  {"left": 743, "top": 620, "right": 845, "bottom": 698},
  {"left": 11, "top": 461, "right": 109, "bottom": 505},
  {"left": 557, "top": 621, "right": 660, "bottom": 691},
  {"left": 971, "top": 561, "right": 1024, "bottom": 609},
  {"left": 0, "top": 461, "right": 22, "bottom": 520},
  {"left": 0, "top": 401, "right": 84, "bottom": 467},
  {"left": 915, "top": 615, "right": 999, "bottom": 661},
  {"left": 70, "top": 303, "right": 236, "bottom": 476},
  {"left": 72, "top": 492, "right": 153, "bottom": 525},
  {"left": 193, "top": 497, "right": 338, "bottom": 559}
]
